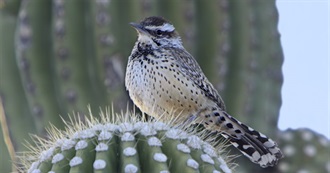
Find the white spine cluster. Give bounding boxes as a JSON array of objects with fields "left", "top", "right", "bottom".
[{"left": 23, "top": 111, "right": 232, "bottom": 173}]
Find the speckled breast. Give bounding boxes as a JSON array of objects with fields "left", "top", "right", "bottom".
[{"left": 125, "top": 49, "right": 213, "bottom": 119}]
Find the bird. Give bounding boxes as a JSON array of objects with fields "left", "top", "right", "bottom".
[{"left": 125, "top": 16, "right": 283, "bottom": 168}]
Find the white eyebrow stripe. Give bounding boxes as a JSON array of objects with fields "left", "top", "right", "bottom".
[
  {"left": 161, "top": 23, "right": 175, "bottom": 32},
  {"left": 144, "top": 23, "right": 175, "bottom": 32}
]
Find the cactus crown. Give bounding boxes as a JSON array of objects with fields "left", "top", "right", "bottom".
[{"left": 18, "top": 109, "right": 235, "bottom": 173}]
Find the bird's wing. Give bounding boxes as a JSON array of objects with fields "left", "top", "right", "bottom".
[{"left": 167, "top": 47, "right": 226, "bottom": 111}]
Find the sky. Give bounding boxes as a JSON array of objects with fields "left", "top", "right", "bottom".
[{"left": 276, "top": 0, "right": 329, "bottom": 139}]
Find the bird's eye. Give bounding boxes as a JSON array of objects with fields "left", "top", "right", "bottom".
[{"left": 156, "top": 30, "right": 162, "bottom": 36}]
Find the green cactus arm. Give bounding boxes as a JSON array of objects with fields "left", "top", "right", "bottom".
[
  {"left": 179, "top": 0, "right": 195, "bottom": 53},
  {"left": 217, "top": 1, "right": 284, "bottom": 172},
  {"left": 246, "top": 0, "right": 283, "bottom": 133},
  {"left": 194, "top": 0, "right": 219, "bottom": 82},
  {"left": 112, "top": 0, "right": 140, "bottom": 55},
  {"left": 219, "top": 0, "right": 284, "bottom": 136},
  {"left": 278, "top": 128, "right": 330, "bottom": 173},
  {"left": 15, "top": 0, "right": 64, "bottom": 133},
  {"left": 0, "top": 10, "right": 38, "bottom": 173},
  {"left": 88, "top": 0, "right": 133, "bottom": 111},
  {"left": 52, "top": 0, "right": 98, "bottom": 115},
  {"left": 213, "top": 0, "right": 231, "bottom": 94},
  {"left": 0, "top": 10, "right": 37, "bottom": 142},
  {"left": 222, "top": 0, "right": 251, "bottom": 118},
  {"left": 88, "top": 0, "right": 113, "bottom": 108}
]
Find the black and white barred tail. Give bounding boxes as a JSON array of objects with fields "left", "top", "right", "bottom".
[{"left": 200, "top": 110, "right": 283, "bottom": 168}]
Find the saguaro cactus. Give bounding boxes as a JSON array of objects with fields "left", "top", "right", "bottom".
[
  {"left": 15, "top": 0, "right": 63, "bottom": 134},
  {"left": 0, "top": 5, "right": 36, "bottom": 172},
  {"left": 277, "top": 128, "right": 330, "bottom": 173},
  {"left": 20, "top": 111, "right": 233, "bottom": 173}
]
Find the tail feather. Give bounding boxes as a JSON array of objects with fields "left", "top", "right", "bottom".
[
  {"left": 200, "top": 109, "right": 283, "bottom": 168},
  {"left": 220, "top": 112, "right": 283, "bottom": 168}
]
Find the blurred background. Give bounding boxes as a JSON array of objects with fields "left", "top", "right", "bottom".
[{"left": 0, "top": 0, "right": 328, "bottom": 172}]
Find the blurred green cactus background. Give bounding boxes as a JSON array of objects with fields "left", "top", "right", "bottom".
[{"left": 0, "top": 0, "right": 328, "bottom": 172}]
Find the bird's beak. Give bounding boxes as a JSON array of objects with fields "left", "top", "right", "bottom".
[{"left": 129, "top": 22, "right": 148, "bottom": 35}]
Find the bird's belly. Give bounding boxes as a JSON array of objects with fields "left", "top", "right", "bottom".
[{"left": 126, "top": 58, "right": 215, "bottom": 120}]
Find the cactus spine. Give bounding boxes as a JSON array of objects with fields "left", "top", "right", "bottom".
[{"left": 21, "top": 111, "right": 233, "bottom": 173}]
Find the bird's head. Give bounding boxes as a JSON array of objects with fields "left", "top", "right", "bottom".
[{"left": 130, "top": 16, "right": 183, "bottom": 49}]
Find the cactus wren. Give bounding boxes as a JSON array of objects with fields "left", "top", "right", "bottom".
[{"left": 125, "top": 16, "right": 283, "bottom": 167}]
